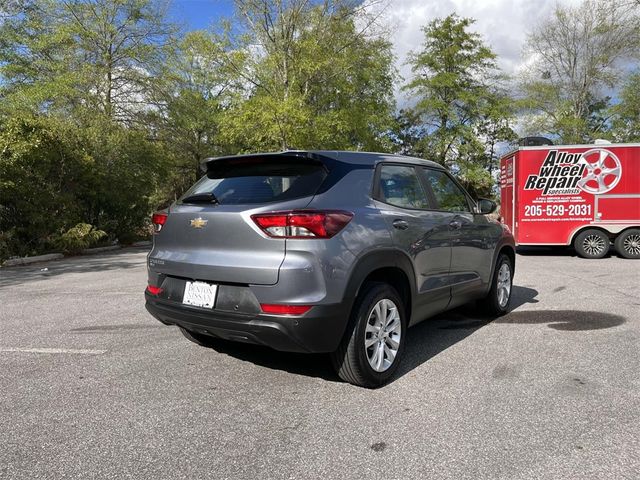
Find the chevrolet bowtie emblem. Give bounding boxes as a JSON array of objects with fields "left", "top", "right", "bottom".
[{"left": 190, "top": 217, "right": 208, "bottom": 229}]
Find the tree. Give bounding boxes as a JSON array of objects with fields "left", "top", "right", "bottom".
[
  {"left": 609, "top": 72, "right": 640, "bottom": 142},
  {"left": 0, "top": 0, "right": 175, "bottom": 122},
  {"left": 0, "top": 0, "right": 175, "bottom": 258},
  {"left": 215, "top": 0, "right": 396, "bottom": 151},
  {"left": 520, "top": 0, "right": 640, "bottom": 143},
  {"left": 403, "top": 14, "right": 515, "bottom": 196},
  {"left": 149, "top": 31, "right": 240, "bottom": 194}
]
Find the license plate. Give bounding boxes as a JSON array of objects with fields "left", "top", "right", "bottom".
[{"left": 182, "top": 281, "right": 217, "bottom": 309}]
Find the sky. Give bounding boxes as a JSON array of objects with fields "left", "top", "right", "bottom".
[{"left": 168, "top": 0, "right": 583, "bottom": 103}]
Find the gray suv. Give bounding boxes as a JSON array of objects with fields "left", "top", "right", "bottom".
[{"left": 145, "top": 151, "right": 515, "bottom": 387}]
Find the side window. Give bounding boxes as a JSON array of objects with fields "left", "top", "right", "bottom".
[
  {"left": 378, "top": 165, "right": 429, "bottom": 209},
  {"left": 422, "top": 169, "right": 470, "bottom": 212}
]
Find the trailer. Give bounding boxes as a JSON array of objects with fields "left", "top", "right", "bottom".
[{"left": 499, "top": 142, "right": 640, "bottom": 259}]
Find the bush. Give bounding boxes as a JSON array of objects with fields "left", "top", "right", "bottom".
[
  {"left": 54, "top": 223, "right": 106, "bottom": 254},
  {"left": 0, "top": 116, "right": 87, "bottom": 258},
  {"left": 0, "top": 114, "right": 168, "bottom": 260}
]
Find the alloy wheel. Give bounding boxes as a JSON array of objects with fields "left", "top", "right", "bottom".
[
  {"left": 623, "top": 234, "right": 640, "bottom": 256},
  {"left": 364, "top": 299, "right": 401, "bottom": 372},
  {"left": 497, "top": 263, "right": 512, "bottom": 308},
  {"left": 582, "top": 234, "right": 607, "bottom": 256}
]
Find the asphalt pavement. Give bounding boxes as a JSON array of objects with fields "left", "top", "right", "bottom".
[{"left": 1, "top": 247, "right": 639, "bottom": 479}]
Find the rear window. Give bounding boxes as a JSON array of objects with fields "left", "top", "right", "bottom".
[{"left": 180, "top": 158, "right": 327, "bottom": 205}]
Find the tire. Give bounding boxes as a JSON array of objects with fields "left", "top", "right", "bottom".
[
  {"left": 615, "top": 229, "right": 640, "bottom": 259},
  {"left": 179, "top": 326, "right": 220, "bottom": 348},
  {"left": 478, "top": 254, "right": 513, "bottom": 316},
  {"left": 330, "top": 282, "right": 407, "bottom": 388},
  {"left": 574, "top": 229, "right": 610, "bottom": 259}
]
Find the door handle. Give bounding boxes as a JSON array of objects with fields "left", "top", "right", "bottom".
[
  {"left": 392, "top": 219, "right": 409, "bottom": 230},
  {"left": 449, "top": 219, "right": 462, "bottom": 230}
]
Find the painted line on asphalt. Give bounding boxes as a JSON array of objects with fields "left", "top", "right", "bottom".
[{"left": 0, "top": 347, "right": 107, "bottom": 355}]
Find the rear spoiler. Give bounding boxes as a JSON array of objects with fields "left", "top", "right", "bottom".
[{"left": 200, "top": 151, "right": 320, "bottom": 173}]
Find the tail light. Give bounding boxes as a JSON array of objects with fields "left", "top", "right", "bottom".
[
  {"left": 251, "top": 210, "right": 353, "bottom": 238},
  {"left": 146, "top": 285, "right": 163, "bottom": 295},
  {"left": 260, "top": 304, "right": 312, "bottom": 315},
  {"left": 151, "top": 211, "right": 168, "bottom": 233}
]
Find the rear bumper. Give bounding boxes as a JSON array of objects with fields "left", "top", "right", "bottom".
[{"left": 145, "top": 293, "right": 348, "bottom": 353}]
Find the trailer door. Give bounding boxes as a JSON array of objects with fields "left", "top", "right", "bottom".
[{"left": 500, "top": 154, "right": 515, "bottom": 239}]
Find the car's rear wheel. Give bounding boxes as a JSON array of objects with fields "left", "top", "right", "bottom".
[
  {"left": 179, "top": 326, "right": 220, "bottom": 348},
  {"left": 478, "top": 253, "right": 513, "bottom": 316},
  {"left": 574, "top": 229, "right": 609, "bottom": 259},
  {"left": 330, "top": 282, "right": 407, "bottom": 388},
  {"left": 615, "top": 229, "right": 640, "bottom": 259}
]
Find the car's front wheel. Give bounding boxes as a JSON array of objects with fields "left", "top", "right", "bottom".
[
  {"left": 478, "top": 253, "right": 513, "bottom": 316},
  {"left": 331, "top": 282, "right": 407, "bottom": 388}
]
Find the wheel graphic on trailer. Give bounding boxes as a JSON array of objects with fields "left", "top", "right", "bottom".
[{"left": 576, "top": 148, "right": 622, "bottom": 194}]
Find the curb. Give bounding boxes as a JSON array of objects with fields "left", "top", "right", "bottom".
[
  {"left": 81, "top": 245, "right": 122, "bottom": 255},
  {"left": 131, "top": 240, "right": 152, "bottom": 247},
  {"left": 2, "top": 253, "right": 64, "bottom": 267}
]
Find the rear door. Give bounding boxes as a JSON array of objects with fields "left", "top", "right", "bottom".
[
  {"left": 150, "top": 156, "right": 327, "bottom": 285},
  {"left": 374, "top": 164, "right": 452, "bottom": 321}
]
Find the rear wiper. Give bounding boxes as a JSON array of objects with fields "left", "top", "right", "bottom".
[{"left": 181, "top": 192, "right": 219, "bottom": 204}]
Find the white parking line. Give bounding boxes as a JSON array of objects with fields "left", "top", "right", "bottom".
[{"left": 0, "top": 347, "right": 107, "bottom": 355}]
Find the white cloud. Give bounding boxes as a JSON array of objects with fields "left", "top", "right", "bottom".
[{"left": 377, "top": 0, "right": 583, "bottom": 106}]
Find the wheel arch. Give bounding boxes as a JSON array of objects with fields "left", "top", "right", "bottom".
[
  {"left": 569, "top": 225, "right": 615, "bottom": 246},
  {"left": 486, "top": 242, "right": 516, "bottom": 296},
  {"left": 613, "top": 226, "right": 640, "bottom": 237},
  {"left": 344, "top": 249, "right": 416, "bottom": 322},
  {"left": 499, "top": 244, "right": 516, "bottom": 269}
]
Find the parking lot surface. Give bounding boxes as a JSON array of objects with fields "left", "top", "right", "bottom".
[{"left": 1, "top": 247, "right": 639, "bottom": 479}]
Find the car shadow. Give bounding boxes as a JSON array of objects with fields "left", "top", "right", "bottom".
[
  {"left": 197, "top": 338, "right": 338, "bottom": 381},
  {"left": 202, "top": 285, "right": 611, "bottom": 386}
]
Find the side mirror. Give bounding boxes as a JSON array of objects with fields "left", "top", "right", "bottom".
[{"left": 476, "top": 198, "right": 497, "bottom": 215}]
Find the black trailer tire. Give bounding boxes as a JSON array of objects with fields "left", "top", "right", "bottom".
[
  {"left": 330, "top": 282, "right": 407, "bottom": 388},
  {"left": 574, "top": 229, "right": 610, "bottom": 259},
  {"left": 615, "top": 229, "right": 640, "bottom": 259}
]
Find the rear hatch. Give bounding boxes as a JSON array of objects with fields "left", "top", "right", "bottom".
[{"left": 150, "top": 154, "right": 328, "bottom": 285}]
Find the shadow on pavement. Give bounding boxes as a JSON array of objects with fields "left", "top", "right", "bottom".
[
  {"left": 196, "top": 339, "right": 338, "bottom": 381},
  {"left": 0, "top": 247, "right": 148, "bottom": 288},
  {"left": 517, "top": 246, "right": 576, "bottom": 257},
  {"left": 201, "top": 285, "right": 598, "bottom": 385},
  {"left": 202, "top": 281, "right": 625, "bottom": 385},
  {"left": 516, "top": 245, "right": 623, "bottom": 259}
]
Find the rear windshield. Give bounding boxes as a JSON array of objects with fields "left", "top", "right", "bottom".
[{"left": 180, "top": 158, "right": 327, "bottom": 205}]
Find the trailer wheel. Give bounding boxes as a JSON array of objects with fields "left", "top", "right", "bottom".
[
  {"left": 615, "top": 229, "right": 640, "bottom": 259},
  {"left": 574, "top": 229, "right": 610, "bottom": 259}
]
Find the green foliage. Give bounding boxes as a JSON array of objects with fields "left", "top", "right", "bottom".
[
  {"left": 54, "top": 223, "right": 106, "bottom": 254},
  {"left": 149, "top": 30, "right": 236, "bottom": 197},
  {"left": 0, "top": 0, "right": 175, "bottom": 121},
  {"left": 0, "top": 114, "right": 167, "bottom": 259},
  {"left": 0, "top": 115, "right": 87, "bottom": 257},
  {"left": 0, "top": 0, "right": 173, "bottom": 259},
  {"left": 402, "top": 14, "right": 516, "bottom": 197},
  {"left": 609, "top": 72, "right": 640, "bottom": 142},
  {"left": 216, "top": 0, "right": 396, "bottom": 152}
]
